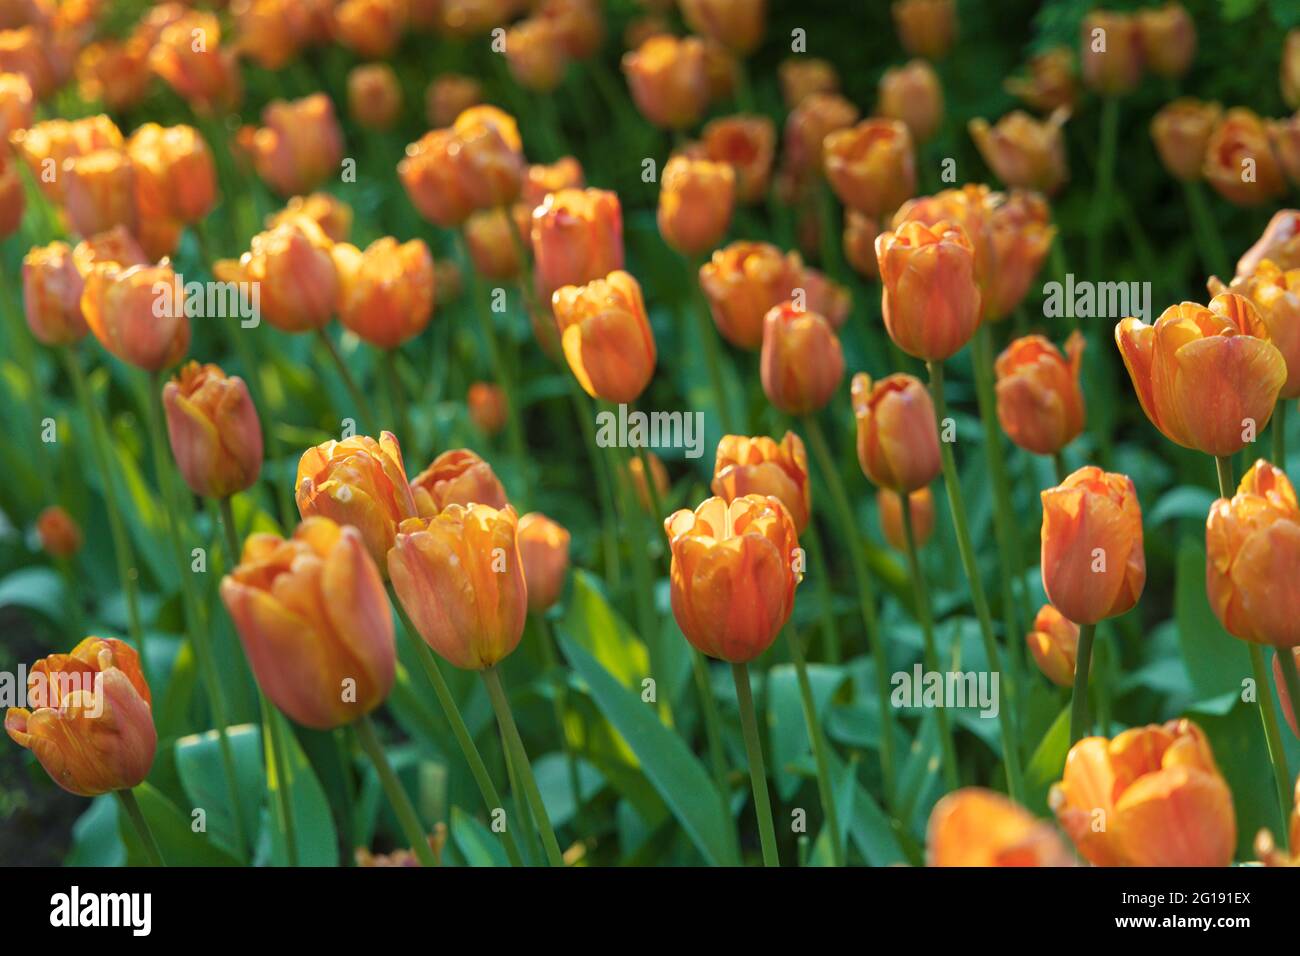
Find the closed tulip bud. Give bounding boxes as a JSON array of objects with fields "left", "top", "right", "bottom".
[
  {"left": 892, "top": 0, "right": 956, "bottom": 60},
  {"left": 1116, "top": 294, "right": 1287, "bottom": 456},
  {"left": 1268, "top": 113, "right": 1300, "bottom": 189},
  {"left": 23, "top": 242, "right": 87, "bottom": 346},
  {"left": 434, "top": 0, "right": 513, "bottom": 38},
  {"left": 1285, "top": 31, "right": 1300, "bottom": 111},
  {"left": 71, "top": 226, "right": 147, "bottom": 278},
  {"left": 347, "top": 64, "right": 402, "bottom": 130},
  {"left": 334, "top": 0, "right": 406, "bottom": 58},
  {"left": 1273, "top": 650, "right": 1300, "bottom": 738},
  {"left": 824, "top": 119, "right": 916, "bottom": 220},
  {"left": 783, "top": 92, "right": 859, "bottom": 180},
  {"left": 412, "top": 449, "right": 508, "bottom": 516},
  {"left": 127, "top": 123, "right": 217, "bottom": 226},
  {"left": 876, "top": 219, "right": 981, "bottom": 361},
  {"left": 984, "top": 190, "right": 1055, "bottom": 321},
  {"left": 5, "top": 637, "right": 155, "bottom": 796},
  {"left": 0, "top": 25, "right": 50, "bottom": 97},
  {"left": 267, "top": 192, "right": 353, "bottom": 243},
  {"left": 551, "top": 270, "right": 656, "bottom": 403},
  {"left": 802, "top": 267, "right": 852, "bottom": 329},
  {"left": 465, "top": 208, "right": 525, "bottom": 280},
  {"left": 436, "top": 259, "right": 464, "bottom": 306},
  {"left": 216, "top": 218, "right": 338, "bottom": 334},
  {"left": 657, "top": 156, "right": 735, "bottom": 256},
  {"left": 927, "top": 788, "right": 1074, "bottom": 867},
  {"left": 970, "top": 109, "right": 1068, "bottom": 198},
  {"left": 893, "top": 183, "right": 1000, "bottom": 292},
  {"left": 1080, "top": 10, "right": 1142, "bottom": 96},
  {"left": 468, "top": 382, "right": 508, "bottom": 435},
  {"left": 700, "top": 114, "right": 775, "bottom": 204},
  {"left": 62, "top": 149, "right": 135, "bottom": 239},
  {"left": 538, "top": 0, "right": 604, "bottom": 59},
  {"left": 425, "top": 73, "right": 482, "bottom": 129},
  {"left": 296, "top": 432, "right": 418, "bottom": 571},
  {"left": 221, "top": 518, "right": 395, "bottom": 729},
  {"left": 698, "top": 240, "right": 801, "bottom": 350},
  {"left": 230, "top": 0, "right": 313, "bottom": 70},
  {"left": 77, "top": 39, "right": 153, "bottom": 112},
  {"left": 0, "top": 154, "right": 20, "bottom": 238},
  {"left": 162, "top": 361, "right": 263, "bottom": 500},
  {"left": 1040, "top": 466, "right": 1145, "bottom": 625},
  {"left": 1051, "top": 719, "right": 1235, "bottom": 866},
  {"left": 520, "top": 156, "right": 585, "bottom": 212},
  {"left": 1203, "top": 108, "right": 1286, "bottom": 206},
  {"left": 81, "top": 263, "right": 190, "bottom": 372},
  {"left": 778, "top": 56, "right": 837, "bottom": 109},
  {"left": 850, "top": 372, "right": 940, "bottom": 493},
  {"left": 12, "top": 115, "right": 123, "bottom": 206},
  {"left": 0, "top": 70, "right": 31, "bottom": 140},
  {"left": 1137, "top": 3, "right": 1195, "bottom": 79},
  {"left": 531, "top": 189, "right": 624, "bottom": 299},
  {"left": 679, "top": 0, "right": 765, "bottom": 55},
  {"left": 622, "top": 34, "right": 709, "bottom": 130},
  {"left": 37, "top": 505, "right": 82, "bottom": 558},
  {"left": 1210, "top": 262, "right": 1300, "bottom": 398},
  {"left": 518, "top": 511, "right": 571, "bottom": 613},
  {"left": 400, "top": 128, "right": 476, "bottom": 228},
  {"left": 148, "top": 13, "right": 242, "bottom": 113},
  {"left": 332, "top": 237, "right": 434, "bottom": 349},
  {"left": 251, "top": 94, "right": 345, "bottom": 198},
  {"left": 760, "top": 302, "right": 844, "bottom": 415},
  {"left": 1238, "top": 210, "right": 1300, "bottom": 278},
  {"left": 1026, "top": 604, "right": 1079, "bottom": 687},
  {"left": 877, "top": 487, "right": 933, "bottom": 552},
  {"left": 878, "top": 60, "right": 943, "bottom": 144},
  {"left": 449, "top": 105, "right": 525, "bottom": 211},
  {"left": 506, "top": 17, "right": 569, "bottom": 92},
  {"left": 711, "top": 432, "right": 811, "bottom": 533},
  {"left": 1151, "top": 98, "right": 1221, "bottom": 182},
  {"left": 1206, "top": 460, "right": 1300, "bottom": 649},
  {"left": 665, "top": 495, "right": 800, "bottom": 663},
  {"left": 843, "top": 210, "right": 880, "bottom": 280},
  {"left": 388, "top": 504, "right": 528, "bottom": 670},
  {"left": 1005, "top": 47, "right": 1077, "bottom": 115},
  {"left": 995, "top": 332, "right": 1085, "bottom": 455}
]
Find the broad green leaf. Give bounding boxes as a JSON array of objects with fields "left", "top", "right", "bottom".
[
  {"left": 449, "top": 806, "right": 509, "bottom": 867},
  {"left": 64, "top": 795, "right": 126, "bottom": 867},
  {"left": 1175, "top": 537, "right": 1249, "bottom": 700},
  {"left": 558, "top": 570, "right": 651, "bottom": 692},
  {"left": 533, "top": 752, "right": 603, "bottom": 828},
  {"left": 118, "top": 782, "right": 242, "bottom": 867},
  {"left": 174, "top": 723, "right": 264, "bottom": 860},
  {"left": 265, "top": 717, "right": 339, "bottom": 867},
  {"left": 766, "top": 662, "right": 846, "bottom": 801},
  {"left": 1023, "top": 704, "right": 1070, "bottom": 814},
  {"left": 0, "top": 566, "right": 66, "bottom": 625}
]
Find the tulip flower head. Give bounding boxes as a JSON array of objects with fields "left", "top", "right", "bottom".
[
  {"left": 698, "top": 240, "right": 802, "bottom": 350},
  {"left": 878, "top": 59, "right": 944, "bottom": 144},
  {"left": 823, "top": 118, "right": 917, "bottom": 220},
  {"left": 163, "top": 361, "right": 263, "bottom": 500},
  {"left": 628, "top": 451, "right": 671, "bottom": 513},
  {"left": 215, "top": 217, "right": 339, "bottom": 334},
  {"left": 149, "top": 12, "right": 242, "bottom": 113},
  {"left": 711, "top": 432, "right": 811, "bottom": 534},
  {"left": 1137, "top": 3, "right": 1196, "bottom": 79},
  {"left": 1079, "top": 10, "right": 1143, "bottom": 96},
  {"left": 1150, "top": 98, "right": 1221, "bottom": 182},
  {"left": 968, "top": 109, "right": 1068, "bottom": 196},
  {"left": 1026, "top": 604, "right": 1080, "bottom": 687},
  {"left": 927, "top": 788, "right": 1074, "bottom": 866},
  {"left": 518, "top": 511, "right": 571, "bottom": 613},
  {"left": 37, "top": 505, "right": 82, "bottom": 558},
  {"left": 1005, "top": 47, "right": 1077, "bottom": 114},
  {"left": 850, "top": 372, "right": 941, "bottom": 494},
  {"left": 22, "top": 241, "right": 88, "bottom": 346},
  {"left": 994, "top": 331, "right": 1085, "bottom": 455},
  {"left": 551, "top": 270, "right": 656, "bottom": 404},
  {"left": 892, "top": 0, "right": 956, "bottom": 61},
  {"left": 249, "top": 93, "right": 345, "bottom": 198},
  {"left": 425, "top": 73, "right": 483, "bottom": 128},
  {"left": 778, "top": 57, "right": 838, "bottom": 109},
  {"left": 531, "top": 187, "right": 624, "bottom": 301},
  {"left": 505, "top": 17, "right": 570, "bottom": 93},
  {"left": 679, "top": 0, "right": 765, "bottom": 55},
  {"left": 699, "top": 114, "right": 775, "bottom": 204},
  {"left": 782, "top": 92, "right": 859, "bottom": 179},
  {"left": 81, "top": 261, "right": 191, "bottom": 372},
  {"left": 412, "top": 448, "right": 509, "bottom": 516},
  {"left": 266, "top": 192, "right": 354, "bottom": 243},
  {"left": 1203, "top": 108, "right": 1285, "bottom": 207},
  {"left": 877, "top": 487, "right": 934, "bottom": 552},
  {"left": 1208, "top": 261, "right": 1300, "bottom": 399},
  {"left": 657, "top": 155, "right": 735, "bottom": 256},
  {"left": 622, "top": 34, "right": 709, "bottom": 130},
  {"left": 875, "top": 218, "right": 981, "bottom": 361},
  {"left": 347, "top": 64, "right": 403, "bottom": 130},
  {"left": 334, "top": 0, "right": 407, "bottom": 58},
  {"left": 221, "top": 518, "right": 396, "bottom": 729},
  {"left": 332, "top": 237, "right": 435, "bottom": 349},
  {"left": 759, "top": 301, "right": 844, "bottom": 415},
  {"left": 468, "top": 382, "right": 508, "bottom": 435}
]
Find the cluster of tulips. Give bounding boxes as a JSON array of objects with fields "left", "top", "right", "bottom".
[{"left": 3, "top": 0, "right": 1300, "bottom": 870}]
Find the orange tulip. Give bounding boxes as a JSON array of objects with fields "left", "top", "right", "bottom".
[
  {"left": 388, "top": 504, "right": 528, "bottom": 670},
  {"left": 77, "top": 39, "right": 152, "bottom": 113},
  {"left": 969, "top": 109, "right": 1068, "bottom": 196},
  {"left": 875, "top": 219, "right": 981, "bottom": 361},
  {"left": 331, "top": 237, "right": 434, "bottom": 350},
  {"left": 518, "top": 511, "right": 571, "bottom": 613},
  {"left": 760, "top": 301, "right": 843, "bottom": 415},
  {"left": 1137, "top": 3, "right": 1195, "bottom": 79},
  {"left": 622, "top": 34, "right": 709, "bottom": 130},
  {"left": 627, "top": 451, "right": 670, "bottom": 513},
  {"left": 464, "top": 207, "right": 526, "bottom": 281},
  {"left": 1203, "top": 108, "right": 1285, "bottom": 207},
  {"left": 0, "top": 25, "right": 51, "bottom": 97},
  {"left": 1268, "top": 113, "right": 1300, "bottom": 190},
  {"left": 1208, "top": 261, "right": 1300, "bottom": 399},
  {"left": 878, "top": 60, "right": 943, "bottom": 144},
  {"left": 36, "top": 505, "right": 82, "bottom": 558},
  {"left": 230, "top": 0, "right": 314, "bottom": 71},
  {"left": 1238, "top": 210, "right": 1300, "bottom": 278},
  {"left": 506, "top": 17, "right": 569, "bottom": 93},
  {"left": 679, "top": 0, "right": 765, "bottom": 55},
  {"left": 162, "top": 361, "right": 263, "bottom": 500},
  {"left": 424, "top": 73, "right": 482, "bottom": 129},
  {"left": 520, "top": 156, "right": 585, "bottom": 212},
  {"left": 215, "top": 218, "right": 338, "bottom": 334},
  {"left": 266, "top": 192, "right": 353, "bottom": 243},
  {"left": 11, "top": 115, "right": 122, "bottom": 205},
  {"left": 1005, "top": 47, "right": 1077, "bottom": 115},
  {"left": 433, "top": 0, "right": 512, "bottom": 38},
  {"left": 551, "top": 270, "right": 656, "bottom": 404},
  {"left": 1285, "top": 30, "right": 1300, "bottom": 111},
  {"left": 148, "top": 12, "right": 242, "bottom": 113},
  {"left": 1150, "top": 98, "right": 1221, "bottom": 182},
  {"left": 778, "top": 56, "right": 838, "bottom": 109},
  {"left": 400, "top": 127, "right": 477, "bottom": 228},
  {"left": 1274, "top": 650, "right": 1300, "bottom": 739},
  {"left": 664, "top": 495, "right": 800, "bottom": 663},
  {"left": 81, "top": 262, "right": 190, "bottom": 372},
  {"left": 850, "top": 372, "right": 941, "bottom": 494},
  {"left": 62, "top": 148, "right": 135, "bottom": 239},
  {"left": 843, "top": 210, "right": 880, "bottom": 280},
  {"left": 1050, "top": 719, "right": 1235, "bottom": 866},
  {"left": 699, "top": 114, "right": 775, "bottom": 204},
  {"left": 5, "top": 637, "right": 155, "bottom": 796},
  {"left": 22, "top": 241, "right": 87, "bottom": 346},
  {"left": 1115, "top": 294, "right": 1287, "bottom": 456},
  {"left": 782, "top": 92, "right": 859, "bottom": 180},
  {"left": 249, "top": 93, "right": 345, "bottom": 198},
  {"left": 1079, "top": 10, "right": 1142, "bottom": 96},
  {"left": 411, "top": 448, "right": 509, "bottom": 516},
  {"left": 877, "top": 487, "right": 933, "bottom": 552},
  {"left": 1255, "top": 771, "right": 1300, "bottom": 866},
  {"left": 295, "top": 432, "right": 418, "bottom": 571},
  {"left": 995, "top": 332, "right": 1085, "bottom": 456},
  {"left": 333, "top": 0, "right": 405, "bottom": 58},
  {"left": 984, "top": 189, "right": 1055, "bottom": 321},
  {"left": 711, "top": 432, "right": 811, "bottom": 534},
  {"left": 1206, "top": 460, "right": 1300, "bottom": 649},
  {"left": 347, "top": 64, "right": 402, "bottom": 130},
  {"left": 1040, "top": 466, "right": 1145, "bottom": 626},
  {"left": 127, "top": 123, "right": 217, "bottom": 229},
  {"left": 657, "top": 155, "right": 735, "bottom": 256},
  {"left": 537, "top": 0, "right": 605, "bottom": 60},
  {"left": 468, "top": 382, "right": 508, "bottom": 435},
  {"left": 1026, "top": 604, "right": 1080, "bottom": 688},
  {"left": 71, "top": 226, "right": 147, "bottom": 278},
  {"left": 698, "top": 240, "right": 801, "bottom": 350},
  {"left": 927, "top": 788, "right": 1074, "bottom": 867},
  {"left": 892, "top": 0, "right": 955, "bottom": 60},
  {"left": 0, "top": 151, "right": 20, "bottom": 238},
  {"left": 0, "top": 70, "right": 31, "bottom": 140},
  {"left": 221, "top": 518, "right": 395, "bottom": 730},
  {"left": 823, "top": 118, "right": 916, "bottom": 219},
  {"left": 448, "top": 105, "right": 525, "bottom": 212}
]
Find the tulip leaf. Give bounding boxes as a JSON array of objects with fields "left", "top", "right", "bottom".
[
  {"left": 265, "top": 716, "right": 339, "bottom": 867},
  {"left": 1174, "top": 537, "right": 1250, "bottom": 701},
  {"left": 1023, "top": 704, "right": 1070, "bottom": 815},
  {"left": 766, "top": 662, "right": 846, "bottom": 801},
  {"left": 1148, "top": 485, "right": 1217, "bottom": 527},
  {"left": 174, "top": 724, "right": 265, "bottom": 861},
  {"left": 559, "top": 570, "right": 651, "bottom": 692},
  {"left": 823, "top": 750, "right": 908, "bottom": 867},
  {"left": 119, "top": 782, "right": 242, "bottom": 867},
  {"left": 558, "top": 634, "right": 739, "bottom": 866},
  {"left": 533, "top": 752, "right": 603, "bottom": 828},
  {"left": 65, "top": 796, "right": 126, "bottom": 867},
  {"left": 448, "top": 806, "right": 509, "bottom": 867},
  {"left": 0, "top": 566, "right": 67, "bottom": 626}
]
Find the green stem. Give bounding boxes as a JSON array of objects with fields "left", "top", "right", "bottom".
[
  {"left": 568, "top": 382, "right": 621, "bottom": 588},
  {"left": 1275, "top": 651, "right": 1300, "bottom": 824},
  {"left": 115, "top": 788, "right": 165, "bottom": 866},
  {"left": 1274, "top": 401, "right": 1288, "bottom": 473},
  {"left": 316, "top": 328, "right": 377, "bottom": 434},
  {"left": 802, "top": 414, "right": 896, "bottom": 806},
  {"left": 387, "top": 586, "right": 524, "bottom": 867},
  {"left": 481, "top": 666, "right": 565, "bottom": 867},
  {"left": 498, "top": 723, "right": 540, "bottom": 865},
  {"left": 1183, "top": 178, "right": 1229, "bottom": 279},
  {"left": 534, "top": 615, "right": 584, "bottom": 834},
  {"left": 786, "top": 627, "right": 844, "bottom": 866},
  {"left": 1052, "top": 451, "right": 1069, "bottom": 485},
  {"left": 353, "top": 715, "right": 439, "bottom": 867},
  {"left": 690, "top": 649, "right": 737, "bottom": 857},
  {"left": 803, "top": 522, "right": 841, "bottom": 664},
  {"left": 731, "top": 662, "right": 779, "bottom": 867},
  {"left": 926, "top": 360, "right": 1025, "bottom": 803},
  {"left": 382, "top": 349, "right": 412, "bottom": 449},
  {"left": 900, "top": 498, "right": 959, "bottom": 789},
  {"left": 816, "top": 180, "right": 846, "bottom": 280},
  {"left": 1087, "top": 96, "right": 1120, "bottom": 279},
  {"left": 688, "top": 255, "right": 737, "bottom": 434},
  {"left": 1069, "top": 624, "right": 1097, "bottom": 744}
]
